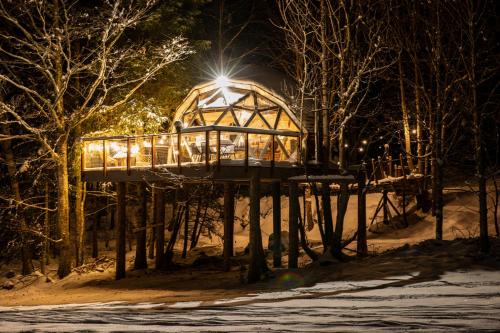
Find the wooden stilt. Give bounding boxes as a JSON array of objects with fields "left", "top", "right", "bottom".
[
  {"left": 182, "top": 194, "right": 190, "bottom": 259},
  {"left": 154, "top": 185, "right": 165, "bottom": 270},
  {"left": 115, "top": 182, "right": 126, "bottom": 280},
  {"left": 248, "top": 171, "right": 267, "bottom": 282},
  {"left": 332, "top": 182, "right": 349, "bottom": 258},
  {"left": 382, "top": 190, "right": 389, "bottom": 224},
  {"left": 134, "top": 182, "right": 148, "bottom": 269},
  {"left": 271, "top": 181, "right": 281, "bottom": 268},
  {"left": 321, "top": 182, "right": 333, "bottom": 247},
  {"left": 288, "top": 181, "right": 299, "bottom": 268},
  {"left": 357, "top": 166, "right": 368, "bottom": 256},
  {"left": 223, "top": 182, "right": 235, "bottom": 271}
]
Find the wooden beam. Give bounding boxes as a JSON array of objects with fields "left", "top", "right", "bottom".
[
  {"left": 288, "top": 181, "right": 299, "bottom": 268},
  {"left": 223, "top": 182, "right": 235, "bottom": 271},
  {"left": 272, "top": 181, "right": 281, "bottom": 267},
  {"left": 357, "top": 166, "right": 368, "bottom": 256},
  {"left": 115, "top": 182, "right": 126, "bottom": 280}
]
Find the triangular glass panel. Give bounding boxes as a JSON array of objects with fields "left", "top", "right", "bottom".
[
  {"left": 182, "top": 112, "right": 196, "bottom": 127},
  {"left": 202, "top": 110, "right": 223, "bottom": 125},
  {"left": 247, "top": 113, "right": 270, "bottom": 129},
  {"left": 188, "top": 113, "right": 203, "bottom": 127},
  {"left": 233, "top": 109, "right": 253, "bottom": 126},
  {"left": 257, "top": 95, "right": 276, "bottom": 109},
  {"left": 215, "top": 110, "right": 238, "bottom": 126},
  {"left": 199, "top": 89, "right": 228, "bottom": 108},
  {"left": 260, "top": 109, "right": 279, "bottom": 129},
  {"left": 276, "top": 111, "right": 300, "bottom": 131},
  {"left": 234, "top": 94, "right": 254, "bottom": 109}
]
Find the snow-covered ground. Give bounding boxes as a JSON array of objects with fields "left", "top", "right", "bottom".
[{"left": 1, "top": 270, "right": 499, "bottom": 332}]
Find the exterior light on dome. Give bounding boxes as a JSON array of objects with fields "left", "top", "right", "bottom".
[{"left": 216, "top": 75, "right": 229, "bottom": 87}]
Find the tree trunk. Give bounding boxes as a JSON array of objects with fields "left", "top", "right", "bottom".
[
  {"left": 74, "top": 138, "right": 85, "bottom": 267},
  {"left": 247, "top": 172, "right": 267, "bottom": 282},
  {"left": 134, "top": 183, "right": 148, "bottom": 269},
  {"left": 398, "top": 53, "right": 415, "bottom": 172},
  {"left": 320, "top": 0, "right": 330, "bottom": 168},
  {"left": 41, "top": 179, "right": 50, "bottom": 274},
  {"left": 0, "top": 124, "right": 33, "bottom": 275},
  {"left": 56, "top": 137, "right": 72, "bottom": 278},
  {"left": 148, "top": 187, "right": 155, "bottom": 260}
]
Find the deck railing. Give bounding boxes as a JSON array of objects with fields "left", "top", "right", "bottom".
[{"left": 81, "top": 126, "right": 302, "bottom": 175}]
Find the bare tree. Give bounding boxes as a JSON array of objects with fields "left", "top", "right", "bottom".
[
  {"left": 457, "top": 0, "right": 499, "bottom": 252},
  {"left": 0, "top": 0, "right": 191, "bottom": 277}
]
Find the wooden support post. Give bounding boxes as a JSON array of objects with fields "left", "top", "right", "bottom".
[
  {"left": 382, "top": 190, "right": 389, "bottom": 225},
  {"left": 248, "top": 171, "right": 268, "bottom": 282},
  {"left": 151, "top": 136, "right": 156, "bottom": 171},
  {"left": 272, "top": 181, "right": 281, "bottom": 268},
  {"left": 115, "top": 182, "right": 126, "bottom": 280},
  {"left": 154, "top": 185, "right": 165, "bottom": 270},
  {"left": 182, "top": 193, "right": 190, "bottom": 259},
  {"left": 357, "top": 166, "right": 368, "bottom": 256},
  {"left": 134, "top": 182, "right": 148, "bottom": 269},
  {"left": 103, "top": 140, "right": 107, "bottom": 177},
  {"left": 288, "top": 181, "right": 299, "bottom": 268},
  {"left": 126, "top": 138, "right": 131, "bottom": 175},
  {"left": 332, "top": 182, "right": 349, "bottom": 258},
  {"left": 223, "top": 182, "right": 235, "bottom": 271},
  {"left": 216, "top": 130, "right": 221, "bottom": 170},
  {"left": 244, "top": 133, "right": 249, "bottom": 171},
  {"left": 321, "top": 182, "right": 333, "bottom": 247}
]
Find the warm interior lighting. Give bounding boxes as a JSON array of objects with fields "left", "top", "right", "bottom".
[
  {"left": 130, "top": 144, "right": 139, "bottom": 156},
  {"left": 361, "top": 139, "right": 368, "bottom": 145}
]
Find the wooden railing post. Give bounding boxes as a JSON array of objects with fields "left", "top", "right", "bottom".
[
  {"left": 177, "top": 132, "right": 181, "bottom": 171},
  {"left": 205, "top": 130, "right": 210, "bottom": 171},
  {"left": 126, "top": 138, "right": 131, "bottom": 175},
  {"left": 245, "top": 132, "right": 249, "bottom": 171},
  {"left": 151, "top": 136, "right": 156, "bottom": 171},
  {"left": 80, "top": 139, "right": 85, "bottom": 174},
  {"left": 271, "top": 134, "right": 275, "bottom": 170},
  {"left": 102, "top": 140, "right": 107, "bottom": 177},
  {"left": 216, "top": 130, "right": 221, "bottom": 170}
]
